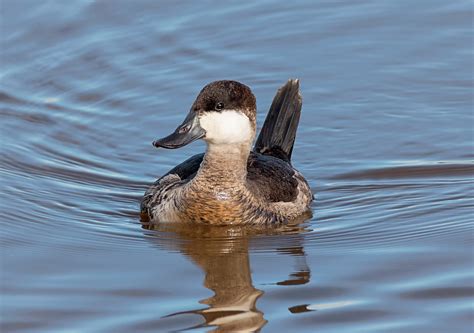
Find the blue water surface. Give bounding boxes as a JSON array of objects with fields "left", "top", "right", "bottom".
[{"left": 1, "top": 1, "right": 473, "bottom": 332}]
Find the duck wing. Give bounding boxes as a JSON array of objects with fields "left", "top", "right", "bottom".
[{"left": 246, "top": 152, "right": 299, "bottom": 203}]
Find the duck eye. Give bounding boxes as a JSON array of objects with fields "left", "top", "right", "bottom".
[{"left": 215, "top": 102, "right": 224, "bottom": 111}]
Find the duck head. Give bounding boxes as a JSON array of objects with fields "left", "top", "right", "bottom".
[{"left": 153, "top": 80, "right": 257, "bottom": 149}]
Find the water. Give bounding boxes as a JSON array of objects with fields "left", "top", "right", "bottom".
[{"left": 1, "top": 0, "right": 473, "bottom": 332}]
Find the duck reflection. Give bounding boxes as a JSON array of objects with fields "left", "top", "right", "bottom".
[{"left": 142, "top": 219, "right": 311, "bottom": 332}]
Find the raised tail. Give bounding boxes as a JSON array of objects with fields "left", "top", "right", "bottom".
[{"left": 254, "top": 79, "right": 302, "bottom": 163}]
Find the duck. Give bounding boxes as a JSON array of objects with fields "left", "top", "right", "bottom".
[{"left": 140, "top": 79, "right": 313, "bottom": 225}]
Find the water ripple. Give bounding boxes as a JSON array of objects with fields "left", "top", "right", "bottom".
[
  {"left": 1, "top": 0, "right": 473, "bottom": 332},
  {"left": 333, "top": 162, "right": 474, "bottom": 180}
]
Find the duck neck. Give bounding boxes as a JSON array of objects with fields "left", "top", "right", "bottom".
[{"left": 195, "top": 141, "right": 252, "bottom": 185}]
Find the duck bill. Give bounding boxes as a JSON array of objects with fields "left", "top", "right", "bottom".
[{"left": 153, "top": 111, "right": 205, "bottom": 149}]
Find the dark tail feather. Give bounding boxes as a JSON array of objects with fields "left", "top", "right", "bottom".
[{"left": 254, "top": 79, "right": 302, "bottom": 162}]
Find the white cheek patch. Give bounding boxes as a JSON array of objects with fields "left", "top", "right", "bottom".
[{"left": 199, "top": 110, "right": 253, "bottom": 144}]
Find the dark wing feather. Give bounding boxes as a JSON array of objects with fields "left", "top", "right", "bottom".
[{"left": 246, "top": 152, "right": 298, "bottom": 202}]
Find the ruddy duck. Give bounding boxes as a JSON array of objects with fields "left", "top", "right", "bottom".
[{"left": 141, "top": 79, "right": 313, "bottom": 225}]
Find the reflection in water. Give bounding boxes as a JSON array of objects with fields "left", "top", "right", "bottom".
[
  {"left": 275, "top": 246, "right": 311, "bottom": 286},
  {"left": 142, "top": 222, "right": 311, "bottom": 332}
]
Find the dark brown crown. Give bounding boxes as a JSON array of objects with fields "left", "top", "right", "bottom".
[{"left": 191, "top": 80, "right": 257, "bottom": 123}]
